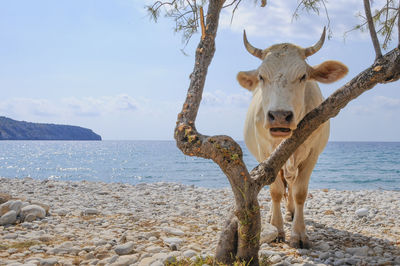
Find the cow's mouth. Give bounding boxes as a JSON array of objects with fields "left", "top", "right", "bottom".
[{"left": 270, "top": 127, "right": 292, "bottom": 137}]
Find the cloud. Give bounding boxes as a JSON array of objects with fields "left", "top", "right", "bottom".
[
  {"left": 220, "top": 0, "right": 369, "bottom": 42},
  {"left": 374, "top": 95, "right": 400, "bottom": 109},
  {"left": 202, "top": 90, "right": 252, "bottom": 108},
  {"left": 0, "top": 94, "right": 140, "bottom": 120},
  {"left": 348, "top": 95, "right": 400, "bottom": 116}
]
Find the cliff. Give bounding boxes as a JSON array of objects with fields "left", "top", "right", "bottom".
[{"left": 0, "top": 116, "right": 101, "bottom": 140}]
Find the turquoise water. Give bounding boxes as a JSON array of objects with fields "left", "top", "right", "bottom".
[{"left": 0, "top": 141, "right": 399, "bottom": 190}]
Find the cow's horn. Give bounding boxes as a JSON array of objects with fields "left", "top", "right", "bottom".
[
  {"left": 304, "top": 27, "right": 326, "bottom": 57},
  {"left": 243, "top": 30, "right": 263, "bottom": 59}
]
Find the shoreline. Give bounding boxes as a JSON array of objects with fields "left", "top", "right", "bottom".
[{"left": 0, "top": 177, "right": 399, "bottom": 265}]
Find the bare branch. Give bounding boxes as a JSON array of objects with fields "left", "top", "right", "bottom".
[
  {"left": 364, "top": 0, "right": 383, "bottom": 59},
  {"left": 230, "top": 0, "right": 243, "bottom": 24},
  {"left": 398, "top": 0, "right": 400, "bottom": 47}
]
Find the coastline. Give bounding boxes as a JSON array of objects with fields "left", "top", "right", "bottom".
[{"left": 0, "top": 177, "right": 399, "bottom": 265}]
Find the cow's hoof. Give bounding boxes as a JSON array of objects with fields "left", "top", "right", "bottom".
[
  {"left": 273, "top": 231, "right": 285, "bottom": 243},
  {"left": 284, "top": 211, "right": 294, "bottom": 222},
  {"left": 289, "top": 234, "right": 311, "bottom": 249}
]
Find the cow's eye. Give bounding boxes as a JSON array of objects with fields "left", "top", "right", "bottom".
[
  {"left": 299, "top": 74, "right": 307, "bottom": 82},
  {"left": 258, "top": 75, "right": 264, "bottom": 82}
]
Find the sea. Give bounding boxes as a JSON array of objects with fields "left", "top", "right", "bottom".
[{"left": 0, "top": 141, "right": 399, "bottom": 191}]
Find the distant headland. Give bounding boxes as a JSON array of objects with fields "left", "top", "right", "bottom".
[{"left": 0, "top": 116, "right": 101, "bottom": 140}]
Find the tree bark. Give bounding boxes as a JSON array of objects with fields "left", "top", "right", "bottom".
[{"left": 174, "top": 0, "right": 261, "bottom": 264}]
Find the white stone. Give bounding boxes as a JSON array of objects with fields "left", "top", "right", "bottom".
[
  {"left": 111, "top": 254, "right": 139, "bottom": 266},
  {"left": 138, "top": 257, "right": 157, "bottom": 266},
  {"left": 0, "top": 210, "right": 17, "bottom": 225},
  {"left": 9, "top": 200, "right": 23, "bottom": 215},
  {"left": 317, "top": 242, "right": 330, "bottom": 252},
  {"left": 40, "top": 258, "right": 59, "bottom": 266},
  {"left": 183, "top": 249, "right": 197, "bottom": 258},
  {"left": 162, "top": 227, "right": 185, "bottom": 236},
  {"left": 345, "top": 246, "right": 369, "bottom": 257},
  {"left": 83, "top": 208, "right": 99, "bottom": 216},
  {"left": 269, "top": 254, "right": 282, "bottom": 264},
  {"left": 114, "top": 241, "right": 135, "bottom": 255},
  {"left": 260, "top": 223, "right": 278, "bottom": 244},
  {"left": 21, "top": 205, "right": 46, "bottom": 219},
  {"left": 163, "top": 237, "right": 183, "bottom": 247},
  {"left": 355, "top": 208, "right": 369, "bottom": 217}
]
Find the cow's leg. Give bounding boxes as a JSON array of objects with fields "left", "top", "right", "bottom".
[
  {"left": 269, "top": 172, "right": 285, "bottom": 242},
  {"left": 289, "top": 155, "right": 318, "bottom": 249},
  {"left": 285, "top": 183, "right": 295, "bottom": 222}
]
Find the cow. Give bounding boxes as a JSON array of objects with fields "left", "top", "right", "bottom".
[{"left": 237, "top": 28, "right": 348, "bottom": 248}]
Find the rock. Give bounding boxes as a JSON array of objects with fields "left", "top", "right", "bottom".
[
  {"left": 163, "top": 237, "right": 183, "bottom": 249},
  {"left": 0, "top": 201, "right": 12, "bottom": 216},
  {"left": 83, "top": 208, "right": 99, "bottom": 216},
  {"left": 345, "top": 246, "right": 369, "bottom": 257},
  {"left": 111, "top": 255, "right": 139, "bottom": 266},
  {"left": 114, "top": 241, "right": 135, "bottom": 255},
  {"left": 40, "top": 258, "right": 58, "bottom": 266},
  {"left": 24, "top": 213, "right": 37, "bottom": 222},
  {"left": 183, "top": 249, "right": 197, "bottom": 258},
  {"left": 9, "top": 200, "right": 22, "bottom": 215},
  {"left": 0, "top": 210, "right": 17, "bottom": 225},
  {"left": 54, "top": 209, "right": 68, "bottom": 216},
  {"left": 150, "top": 261, "right": 164, "bottom": 266},
  {"left": 145, "top": 246, "right": 163, "bottom": 253},
  {"left": 355, "top": 208, "right": 369, "bottom": 217},
  {"left": 319, "top": 252, "right": 330, "bottom": 260},
  {"left": 30, "top": 201, "right": 50, "bottom": 214},
  {"left": 4, "top": 233, "right": 18, "bottom": 239},
  {"left": 334, "top": 251, "right": 344, "bottom": 258},
  {"left": 317, "top": 242, "right": 330, "bottom": 252},
  {"left": 260, "top": 223, "right": 278, "bottom": 244},
  {"left": 0, "top": 193, "right": 11, "bottom": 204},
  {"left": 21, "top": 205, "right": 46, "bottom": 220},
  {"left": 269, "top": 254, "right": 282, "bottom": 264},
  {"left": 138, "top": 257, "right": 157, "bottom": 266},
  {"left": 162, "top": 227, "right": 185, "bottom": 236}
]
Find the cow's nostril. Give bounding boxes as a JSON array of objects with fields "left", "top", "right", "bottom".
[
  {"left": 286, "top": 112, "right": 294, "bottom": 122},
  {"left": 268, "top": 111, "right": 275, "bottom": 121}
]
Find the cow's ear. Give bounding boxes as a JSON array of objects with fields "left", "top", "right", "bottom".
[
  {"left": 237, "top": 70, "right": 259, "bottom": 91},
  {"left": 310, "top": 60, "right": 348, "bottom": 84}
]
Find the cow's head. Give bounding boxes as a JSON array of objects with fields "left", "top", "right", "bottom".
[{"left": 237, "top": 28, "right": 348, "bottom": 138}]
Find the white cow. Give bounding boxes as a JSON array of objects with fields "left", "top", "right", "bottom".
[{"left": 237, "top": 28, "right": 348, "bottom": 248}]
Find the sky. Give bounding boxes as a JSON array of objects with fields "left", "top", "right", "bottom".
[{"left": 0, "top": 0, "right": 399, "bottom": 141}]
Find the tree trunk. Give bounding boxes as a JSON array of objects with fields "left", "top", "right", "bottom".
[{"left": 174, "top": 0, "right": 400, "bottom": 264}]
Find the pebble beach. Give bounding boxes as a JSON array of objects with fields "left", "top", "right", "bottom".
[{"left": 0, "top": 177, "right": 399, "bottom": 266}]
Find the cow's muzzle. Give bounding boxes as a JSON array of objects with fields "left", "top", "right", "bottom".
[{"left": 268, "top": 110, "right": 294, "bottom": 138}]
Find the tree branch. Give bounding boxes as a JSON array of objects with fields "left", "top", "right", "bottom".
[
  {"left": 251, "top": 47, "right": 400, "bottom": 189},
  {"left": 398, "top": 0, "right": 400, "bottom": 47},
  {"left": 364, "top": 0, "right": 383, "bottom": 59},
  {"left": 199, "top": 6, "right": 206, "bottom": 40}
]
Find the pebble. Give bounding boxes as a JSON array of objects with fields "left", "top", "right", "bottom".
[
  {"left": 0, "top": 177, "right": 398, "bottom": 266},
  {"left": 162, "top": 227, "right": 185, "bottom": 236},
  {"left": 260, "top": 223, "right": 278, "bottom": 243},
  {"left": 0, "top": 192, "right": 11, "bottom": 204},
  {"left": 21, "top": 204, "right": 46, "bottom": 219},
  {"left": 355, "top": 208, "right": 369, "bottom": 217},
  {"left": 0, "top": 210, "right": 17, "bottom": 225},
  {"left": 114, "top": 241, "right": 135, "bottom": 255},
  {"left": 183, "top": 249, "right": 197, "bottom": 258}
]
